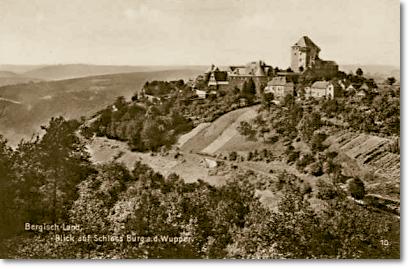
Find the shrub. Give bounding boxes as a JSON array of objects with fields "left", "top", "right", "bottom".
[
  {"left": 296, "top": 153, "right": 315, "bottom": 172},
  {"left": 237, "top": 121, "right": 256, "bottom": 140},
  {"left": 307, "top": 161, "right": 323, "bottom": 176},
  {"left": 310, "top": 132, "right": 328, "bottom": 152},
  {"left": 287, "top": 150, "right": 300, "bottom": 164},
  {"left": 348, "top": 178, "right": 366, "bottom": 200},
  {"left": 229, "top": 151, "right": 238, "bottom": 161}
]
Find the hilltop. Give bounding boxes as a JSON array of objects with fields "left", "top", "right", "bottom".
[
  {"left": 0, "top": 64, "right": 207, "bottom": 81},
  {"left": 0, "top": 68, "right": 202, "bottom": 146},
  {"left": 0, "top": 71, "right": 42, "bottom": 87}
]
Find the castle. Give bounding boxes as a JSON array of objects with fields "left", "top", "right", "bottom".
[
  {"left": 197, "top": 35, "right": 338, "bottom": 97},
  {"left": 290, "top": 36, "right": 338, "bottom": 77},
  {"left": 200, "top": 61, "right": 273, "bottom": 95}
]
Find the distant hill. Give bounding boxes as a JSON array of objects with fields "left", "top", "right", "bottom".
[
  {"left": 0, "top": 71, "right": 42, "bottom": 87},
  {"left": 19, "top": 64, "right": 207, "bottom": 81},
  {"left": 339, "top": 64, "right": 400, "bottom": 82},
  {"left": 0, "top": 65, "right": 47, "bottom": 74},
  {"left": 0, "top": 71, "right": 19, "bottom": 78},
  {"left": 0, "top": 68, "right": 203, "bottom": 146}
]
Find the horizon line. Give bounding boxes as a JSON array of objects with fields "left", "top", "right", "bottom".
[{"left": 0, "top": 62, "right": 401, "bottom": 69}]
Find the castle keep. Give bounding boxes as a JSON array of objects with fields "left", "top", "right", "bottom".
[{"left": 290, "top": 36, "right": 338, "bottom": 77}]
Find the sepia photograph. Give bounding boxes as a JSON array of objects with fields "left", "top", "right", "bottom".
[{"left": 0, "top": 0, "right": 401, "bottom": 259}]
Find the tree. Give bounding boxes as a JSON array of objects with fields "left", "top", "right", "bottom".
[
  {"left": 261, "top": 93, "right": 274, "bottom": 109},
  {"left": 282, "top": 93, "right": 295, "bottom": 108},
  {"left": 39, "top": 117, "right": 93, "bottom": 222},
  {"left": 355, "top": 68, "right": 363, "bottom": 77},
  {"left": 229, "top": 151, "right": 238, "bottom": 161},
  {"left": 348, "top": 178, "right": 366, "bottom": 199},
  {"left": 316, "top": 178, "right": 342, "bottom": 200},
  {"left": 0, "top": 135, "right": 17, "bottom": 240},
  {"left": 310, "top": 132, "right": 328, "bottom": 152},
  {"left": 141, "top": 119, "right": 163, "bottom": 151},
  {"left": 386, "top": 77, "right": 396, "bottom": 86},
  {"left": 299, "top": 112, "right": 322, "bottom": 141},
  {"left": 114, "top": 96, "right": 127, "bottom": 111},
  {"left": 241, "top": 78, "right": 256, "bottom": 102},
  {"left": 237, "top": 121, "right": 256, "bottom": 140}
]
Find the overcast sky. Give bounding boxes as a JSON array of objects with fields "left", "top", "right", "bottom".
[{"left": 0, "top": 0, "right": 400, "bottom": 67}]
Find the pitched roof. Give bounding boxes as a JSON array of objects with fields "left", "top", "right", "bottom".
[
  {"left": 311, "top": 81, "right": 330, "bottom": 89},
  {"left": 205, "top": 64, "right": 219, "bottom": 73},
  {"left": 267, "top": 76, "right": 292, "bottom": 86},
  {"left": 347, "top": 83, "right": 361, "bottom": 90},
  {"left": 255, "top": 64, "right": 266, "bottom": 76},
  {"left": 294, "top": 36, "right": 320, "bottom": 51},
  {"left": 229, "top": 61, "right": 271, "bottom": 77},
  {"left": 360, "top": 83, "right": 369, "bottom": 90}
]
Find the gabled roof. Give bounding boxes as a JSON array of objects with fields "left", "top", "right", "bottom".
[
  {"left": 360, "top": 83, "right": 369, "bottom": 90},
  {"left": 228, "top": 60, "right": 271, "bottom": 77},
  {"left": 267, "top": 76, "right": 293, "bottom": 86},
  {"left": 311, "top": 81, "right": 331, "bottom": 89},
  {"left": 347, "top": 83, "right": 361, "bottom": 90},
  {"left": 356, "top": 89, "right": 368, "bottom": 96},
  {"left": 293, "top": 36, "right": 321, "bottom": 51}
]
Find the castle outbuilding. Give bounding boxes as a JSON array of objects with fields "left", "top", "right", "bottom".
[{"left": 228, "top": 60, "right": 273, "bottom": 95}]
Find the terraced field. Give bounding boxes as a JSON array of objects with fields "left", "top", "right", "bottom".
[{"left": 327, "top": 131, "right": 400, "bottom": 200}]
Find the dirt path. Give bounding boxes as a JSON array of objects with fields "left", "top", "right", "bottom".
[{"left": 86, "top": 136, "right": 227, "bottom": 185}]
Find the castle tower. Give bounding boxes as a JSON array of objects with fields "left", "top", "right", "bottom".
[{"left": 291, "top": 36, "right": 321, "bottom": 72}]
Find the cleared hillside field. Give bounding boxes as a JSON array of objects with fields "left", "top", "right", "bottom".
[
  {"left": 178, "top": 105, "right": 266, "bottom": 155},
  {"left": 201, "top": 107, "right": 258, "bottom": 155}
]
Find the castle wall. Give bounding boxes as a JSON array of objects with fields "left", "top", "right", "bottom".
[
  {"left": 291, "top": 46, "right": 303, "bottom": 72},
  {"left": 228, "top": 76, "right": 268, "bottom": 96}
]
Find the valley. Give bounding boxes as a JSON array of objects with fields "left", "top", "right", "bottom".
[{"left": 0, "top": 68, "right": 202, "bottom": 146}]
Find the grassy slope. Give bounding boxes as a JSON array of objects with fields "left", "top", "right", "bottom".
[
  {"left": 201, "top": 107, "right": 258, "bottom": 155},
  {"left": 179, "top": 106, "right": 259, "bottom": 153},
  {"left": 178, "top": 105, "right": 276, "bottom": 156}
]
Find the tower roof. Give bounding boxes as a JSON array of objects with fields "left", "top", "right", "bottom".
[
  {"left": 293, "top": 36, "right": 320, "bottom": 51},
  {"left": 205, "top": 64, "right": 217, "bottom": 73},
  {"left": 255, "top": 63, "right": 266, "bottom": 76}
]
